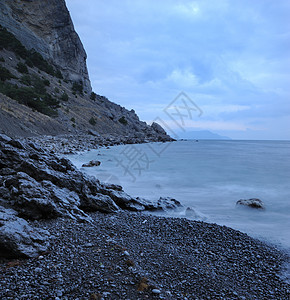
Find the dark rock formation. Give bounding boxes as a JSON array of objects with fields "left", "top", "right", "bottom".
[
  {"left": 236, "top": 198, "right": 265, "bottom": 209},
  {"left": 82, "top": 160, "right": 101, "bottom": 168},
  {"left": 0, "top": 134, "right": 181, "bottom": 258},
  {"left": 0, "top": 206, "right": 50, "bottom": 258},
  {"left": 0, "top": 0, "right": 91, "bottom": 92}
]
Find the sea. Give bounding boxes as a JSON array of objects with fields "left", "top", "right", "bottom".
[{"left": 67, "top": 140, "right": 290, "bottom": 257}]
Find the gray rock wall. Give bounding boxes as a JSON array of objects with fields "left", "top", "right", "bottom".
[{"left": 0, "top": 0, "right": 91, "bottom": 92}]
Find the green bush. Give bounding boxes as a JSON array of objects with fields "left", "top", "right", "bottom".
[
  {"left": 20, "top": 74, "right": 32, "bottom": 86},
  {"left": 89, "top": 117, "right": 96, "bottom": 126},
  {"left": 25, "top": 58, "right": 33, "bottom": 68},
  {"left": 0, "top": 57, "right": 5, "bottom": 62},
  {"left": 27, "top": 49, "right": 55, "bottom": 75},
  {"left": 70, "top": 117, "right": 75, "bottom": 123},
  {"left": 0, "top": 65, "right": 16, "bottom": 81},
  {"left": 31, "top": 76, "right": 46, "bottom": 94},
  {"left": 20, "top": 74, "right": 49, "bottom": 94},
  {"left": 118, "top": 116, "right": 128, "bottom": 125},
  {"left": 72, "top": 81, "right": 83, "bottom": 95},
  {"left": 0, "top": 80, "right": 59, "bottom": 117},
  {"left": 60, "top": 92, "right": 69, "bottom": 101},
  {"left": 16, "top": 62, "right": 28, "bottom": 74},
  {"left": 55, "top": 70, "right": 63, "bottom": 79},
  {"left": 43, "top": 79, "right": 50, "bottom": 86},
  {"left": 90, "top": 92, "right": 97, "bottom": 101},
  {"left": 0, "top": 25, "right": 28, "bottom": 58}
]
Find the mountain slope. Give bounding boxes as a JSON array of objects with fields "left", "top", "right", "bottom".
[
  {"left": 0, "top": 1, "right": 171, "bottom": 142},
  {"left": 178, "top": 130, "right": 231, "bottom": 140}
]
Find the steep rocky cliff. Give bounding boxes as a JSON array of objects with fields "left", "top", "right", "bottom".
[{"left": 0, "top": 0, "right": 91, "bottom": 92}]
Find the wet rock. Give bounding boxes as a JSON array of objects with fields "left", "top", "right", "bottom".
[
  {"left": 156, "top": 197, "right": 182, "bottom": 210},
  {"left": 81, "top": 193, "right": 119, "bottom": 213},
  {"left": 82, "top": 160, "right": 101, "bottom": 167},
  {"left": 236, "top": 198, "right": 265, "bottom": 209},
  {"left": 0, "top": 206, "right": 50, "bottom": 258},
  {"left": 185, "top": 207, "right": 199, "bottom": 218}
]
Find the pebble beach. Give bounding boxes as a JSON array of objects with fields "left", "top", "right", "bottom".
[{"left": 1, "top": 211, "right": 289, "bottom": 299}]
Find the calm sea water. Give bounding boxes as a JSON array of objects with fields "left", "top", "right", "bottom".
[{"left": 68, "top": 140, "right": 290, "bottom": 254}]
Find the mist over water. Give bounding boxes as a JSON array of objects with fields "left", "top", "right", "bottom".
[{"left": 68, "top": 140, "right": 290, "bottom": 253}]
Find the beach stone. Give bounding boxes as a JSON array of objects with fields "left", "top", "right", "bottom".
[{"left": 236, "top": 198, "right": 265, "bottom": 209}]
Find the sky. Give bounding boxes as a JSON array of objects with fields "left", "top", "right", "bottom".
[{"left": 66, "top": 0, "right": 290, "bottom": 140}]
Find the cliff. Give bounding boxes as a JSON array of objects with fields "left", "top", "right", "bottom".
[{"left": 0, "top": 0, "right": 91, "bottom": 92}]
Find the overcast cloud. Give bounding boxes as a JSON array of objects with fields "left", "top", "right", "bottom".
[{"left": 66, "top": 0, "right": 290, "bottom": 139}]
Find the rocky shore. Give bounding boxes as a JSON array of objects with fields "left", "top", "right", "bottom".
[
  {"left": 0, "top": 134, "right": 289, "bottom": 299},
  {"left": 0, "top": 212, "right": 289, "bottom": 299},
  {"left": 19, "top": 130, "right": 173, "bottom": 155}
]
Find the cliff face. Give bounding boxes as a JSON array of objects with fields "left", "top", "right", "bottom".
[{"left": 0, "top": 0, "right": 91, "bottom": 92}]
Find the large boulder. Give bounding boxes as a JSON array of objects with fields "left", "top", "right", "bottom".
[
  {"left": 236, "top": 198, "right": 265, "bottom": 209},
  {"left": 0, "top": 139, "right": 119, "bottom": 218},
  {"left": 0, "top": 205, "right": 50, "bottom": 258}
]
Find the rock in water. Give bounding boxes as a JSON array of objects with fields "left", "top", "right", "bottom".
[
  {"left": 82, "top": 160, "right": 101, "bottom": 167},
  {"left": 0, "top": 206, "right": 50, "bottom": 258},
  {"left": 236, "top": 198, "right": 265, "bottom": 209}
]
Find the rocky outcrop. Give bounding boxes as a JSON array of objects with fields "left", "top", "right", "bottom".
[
  {"left": 236, "top": 198, "right": 265, "bottom": 210},
  {"left": 0, "top": 206, "right": 50, "bottom": 258},
  {"left": 151, "top": 122, "right": 167, "bottom": 136},
  {"left": 0, "top": 0, "right": 91, "bottom": 92},
  {"left": 0, "top": 134, "right": 181, "bottom": 258}
]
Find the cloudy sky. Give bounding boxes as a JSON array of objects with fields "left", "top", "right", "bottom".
[{"left": 66, "top": 0, "right": 290, "bottom": 140}]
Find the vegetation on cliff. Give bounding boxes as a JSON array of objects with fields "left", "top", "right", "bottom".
[{"left": 0, "top": 25, "right": 71, "bottom": 116}]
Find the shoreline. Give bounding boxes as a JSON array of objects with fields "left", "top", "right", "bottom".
[
  {"left": 20, "top": 133, "right": 175, "bottom": 155},
  {"left": 66, "top": 138, "right": 290, "bottom": 255},
  {"left": 1, "top": 134, "right": 289, "bottom": 298},
  {"left": 21, "top": 135, "right": 290, "bottom": 256}
]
